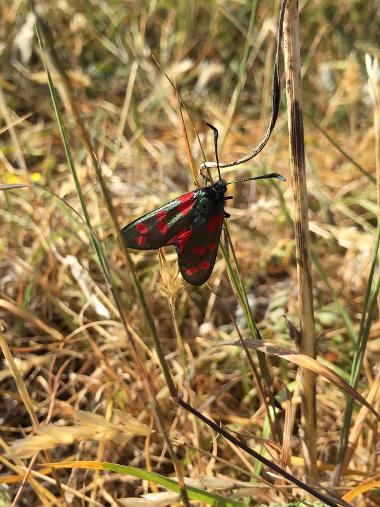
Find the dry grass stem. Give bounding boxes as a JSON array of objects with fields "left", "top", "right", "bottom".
[
  {"left": 1, "top": 0, "right": 378, "bottom": 505},
  {"left": 283, "top": 0, "right": 317, "bottom": 479}
]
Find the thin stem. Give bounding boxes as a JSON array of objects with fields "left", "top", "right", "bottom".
[
  {"left": 32, "top": 8, "right": 189, "bottom": 504},
  {"left": 333, "top": 223, "right": 380, "bottom": 484},
  {"left": 220, "top": 227, "right": 282, "bottom": 442},
  {"left": 202, "top": 0, "right": 285, "bottom": 170},
  {"left": 174, "top": 396, "right": 345, "bottom": 507},
  {"left": 283, "top": 0, "right": 317, "bottom": 479},
  {"left": 169, "top": 301, "right": 188, "bottom": 374}
]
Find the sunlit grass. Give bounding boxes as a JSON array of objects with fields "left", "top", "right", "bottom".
[{"left": 0, "top": 0, "right": 379, "bottom": 505}]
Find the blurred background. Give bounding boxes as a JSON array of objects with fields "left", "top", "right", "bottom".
[{"left": 0, "top": 0, "right": 379, "bottom": 505}]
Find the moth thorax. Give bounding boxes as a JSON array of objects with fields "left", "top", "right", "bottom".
[{"left": 212, "top": 179, "right": 227, "bottom": 198}]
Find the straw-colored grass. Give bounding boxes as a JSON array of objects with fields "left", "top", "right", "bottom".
[{"left": 0, "top": 0, "right": 379, "bottom": 505}]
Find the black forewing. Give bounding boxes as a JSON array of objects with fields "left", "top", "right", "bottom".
[
  {"left": 121, "top": 191, "right": 197, "bottom": 250},
  {"left": 176, "top": 211, "right": 224, "bottom": 285}
]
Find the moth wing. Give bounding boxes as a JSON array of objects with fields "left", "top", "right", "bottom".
[
  {"left": 175, "top": 211, "right": 224, "bottom": 286},
  {"left": 121, "top": 191, "right": 197, "bottom": 250}
]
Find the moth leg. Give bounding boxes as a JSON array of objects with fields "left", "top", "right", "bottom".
[{"left": 224, "top": 196, "right": 232, "bottom": 218}]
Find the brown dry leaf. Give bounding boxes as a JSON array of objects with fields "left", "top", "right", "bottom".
[
  {"left": 223, "top": 339, "right": 380, "bottom": 420},
  {"left": 280, "top": 391, "right": 293, "bottom": 468},
  {"left": 185, "top": 475, "right": 250, "bottom": 490}
]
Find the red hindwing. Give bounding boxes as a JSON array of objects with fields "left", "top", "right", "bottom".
[{"left": 175, "top": 211, "right": 224, "bottom": 285}]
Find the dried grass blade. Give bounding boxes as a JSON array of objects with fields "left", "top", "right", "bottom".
[
  {"left": 283, "top": 0, "right": 317, "bottom": 477},
  {"left": 223, "top": 339, "right": 380, "bottom": 420},
  {"left": 342, "top": 472, "right": 380, "bottom": 503},
  {"left": 0, "top": 330, "right": 39, "bottom": 428},
  {"left": 0, "top": 299, "right": 63, "bottom": 341}
]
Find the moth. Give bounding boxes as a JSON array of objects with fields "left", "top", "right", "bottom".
[{"left": 122, "top": 124, "right": 285, "bottom": 285}]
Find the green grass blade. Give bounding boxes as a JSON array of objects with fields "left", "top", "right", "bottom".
[
  {"left": 334, "top": 224, "right": 380, "bottom": 483},
  {"left": 102, "top": 462, "right": 246, "bottom": 506}
]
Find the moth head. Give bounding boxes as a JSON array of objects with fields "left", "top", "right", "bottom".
[{"left": 211, "top": 178, "right": 227, "bottom": 198}]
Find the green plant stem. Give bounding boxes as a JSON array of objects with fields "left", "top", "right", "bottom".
[
  {"left": 333, "top": 224, "right": 380, "bottom": 485},
  {"left": 220, "top": 228, "right": 282, "bottom": 443},
  {"left": 33, "top": 12, "right": 189, "bottom": 505}
]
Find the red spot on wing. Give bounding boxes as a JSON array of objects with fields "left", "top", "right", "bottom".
[
  {"left": 207, "top": 214, "right": 223, "bottom": 233},
  {"left": 167, "top": 229, "right": 192, "bottom": 250},
  {"left": 186, "top": 266, "right": 198, "bottom": 276},
  {"left": 156, "top": 209, "right": 168, "bottom": 235},
  {"left": 158, "top": 221, "right": 168, "bottom": 235},
  {"left": 177, "top": 192, "right": 194, "bottom": 215},
  {"left": 157, "top": 210, "right": 167, "bottom": 219},
  {"left": 178, "top": 192, "right": 193, "bottom": 202},
  {"left": 193, "top": 245, "right": 206, "bottom": 255},
  {"left": 136, "top": 223, "right": 148, "bottom": 233},
  {"left": 199, "top": 261, "right": 211, "bottom": 270},
  {"left": 208, "top": 242, "right": 217, "bottom": 250},
  {"left": 176, "top": 230, "right": 192, "bottom": 251}
]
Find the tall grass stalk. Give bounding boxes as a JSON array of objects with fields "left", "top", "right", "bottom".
[
  {"left": 365, "top": 55, "right": 380, "bottom": 210},
  {"left": 163, "top": 69, "right": 282, "bottom": 439},
  {"left": 366, "top": 55, "right": 380, "bottom": 319},
  {"left": 33, "top": 12, "right": 191, "bottom": 506},
  {"left": 283, "top": 0, "right": 317, "bottom": 478},
  {"left": 333, "top": 220, "right": 380, "bottom": 485},
  {"left": 333, "top": 54, "right": 380, "bottom": 487},
  {"left": 219, "top": 234, "right": 281, "bottom": 441},
  {"left": 34, "top": 7, "right": 294, "bottom": 503}
]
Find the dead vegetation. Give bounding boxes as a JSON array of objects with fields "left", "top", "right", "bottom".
[{"left": 0, "top": 0, "right": 379, "bottom": 506}]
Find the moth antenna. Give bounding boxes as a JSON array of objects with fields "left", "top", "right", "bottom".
[
  {"left": 205, "top": 122, "right": 221, "bottom": 180},
  {"left": 227, "top": 172, "right": 286, "bottom": 185}
]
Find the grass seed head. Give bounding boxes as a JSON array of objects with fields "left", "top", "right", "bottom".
[{"left": 157, "top": 249, "right": 184, "bottom": 304}]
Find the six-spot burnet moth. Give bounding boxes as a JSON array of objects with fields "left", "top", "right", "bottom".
[{"left": 121, "top": 124, "right": 285, "bottom": 286}]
